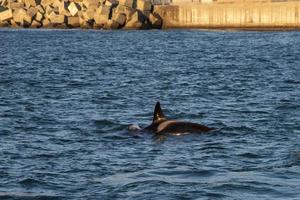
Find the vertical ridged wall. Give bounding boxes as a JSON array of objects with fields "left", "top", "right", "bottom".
[{"left": 154, "top": 2, "right": 300, "bottom": 29}]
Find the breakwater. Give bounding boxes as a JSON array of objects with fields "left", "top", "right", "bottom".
[
  {"left": 0, "top": 0, "right": 162, "bottom": 29},
  {"left": 1, "top": 0, "right": 300, "bottom": 29},
  {"left": 154, "top": 1, "right": 300, "bottom": 30}
]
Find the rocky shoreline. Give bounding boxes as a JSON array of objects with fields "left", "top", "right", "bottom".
[{"left": 0, "top": 0, "right": 163, "bottom": 29}]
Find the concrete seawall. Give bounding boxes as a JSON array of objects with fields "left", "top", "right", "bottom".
[{"left": 154, "top": 2, "right": 300, "bottom": 30}]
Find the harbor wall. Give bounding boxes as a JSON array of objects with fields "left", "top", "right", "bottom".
[{"left": 154, "top": 1, "right": 300, "bottom": 29}]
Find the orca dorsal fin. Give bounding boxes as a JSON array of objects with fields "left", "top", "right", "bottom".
[{"left": 153, "top": 102, "right": 166, "bottom": 122}]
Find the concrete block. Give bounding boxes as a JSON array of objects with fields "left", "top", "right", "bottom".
[
  {"left": 105, "top": 0, "right": 118, "bottom": 7},
  {"left": 149, "top": 12, "right": 162, "bottom": 28},
  {"left": 45, "top": 5, "right": 55, "bottom": 16},
  {"left": 86, "top": 4, "right": 97, "bottom": 11},
  {"left": 27, "top": 7, "right": 38, "bottom": 17},
  {"left": 78, "top": 12, "right": 85, "bottom": 24},
  {"left": 82, "top": 0, "right": 99, "bottom": 8},
  {"left": 36, "top": 5, "right": 45, "bottom": 14},
  {"left": 94, "top": 13, "right": 107, "bottom": 25},
  {"left": 82, "top": 7, "right": 96, "bottom": 20},
  {"left": 118, "top": 0, "right": 134, "bottom": 8},
  {"left": 10, "top": 19, "right": 20, "bottom": 28},
  {"left": 48, "top": 11, "right": 65, "bottom": 23},
  {"left": 136, "top": 0, "right": 152, "bottom": 12},
  {"left": 201, "top": 0, "right": 213, "bottom": 3},
  {"left": 40, "top": 0, "right": 55, "bottom": 7},
  {"left": 35, "top": 11, "right": 43, "bottom": 21},
  {"left": 142, "top": 10, "right": 151, "bottom": 18},
  {"left": 99, "top": 5, "right": 112, "bottom": 15},
  {"left": 13, "top": 8, "right": 32, "bottom": 24},
  {"left": 52, "top": 0, "right": 68, "bottom": 14},
  {"left": 0, "top": 6, "right": 6, "bottom": 12},
  {"left": 104, "top": 19, "right": 119, "bottom": 29},
  {"left": 24, "top": 0, "right": 41, "bottom": 8},
  {"left": 8, "top": 2, "right": 25, "bottom": 10},
  {"left": 80, "top": 20, "right": 93, "bottom": 28},
  {"left": 113, "top": 12, "right": 126, "bottom": 26},
  {"left": 0, "top": 7, "right": 13, "bottom": 22},
  {"left": 94, "top": 5, "right": 111, "bottom": 25},
  {"left": 67, "top": 16, "right": 79, "bottom": 27},
  {"left": 31, "top": 19, "right": 41, "bottom": 27},
  {"left": 0, "top": 1, "right": 7, "bottom": 7},
  {"left": 42, "top": 17, "right": 51, "bottom": 26},
  {"left": 116, "top": 5, "right": 135, "bottom": 19},
  {"left": 124, "top": 10, "right": 143, "bottom": 29},
  {"left": 0, "top": 20, "right": 11, "bottom": 27},
  {"left": 68, "top": 2, "right": 80, "bottom": 16}
]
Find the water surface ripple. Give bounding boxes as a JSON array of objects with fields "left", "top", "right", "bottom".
[{"left": 0, "top": 29, "right": 300, "bottom": 200}]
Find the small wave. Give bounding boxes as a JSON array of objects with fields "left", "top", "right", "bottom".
[
  {"left": 237, "top": 152, "right": 263, "bottom": 159},
  {"left": 123, "top": 179, "right": 172, "bottom": 189},
  {"left": 103, "top": 134, "right": 132, "bottom": 140},
  {"left": 204, "top": 192, "right": 228, "bottom": 199},
  {"left": 284, "top": 79, "right": 300, "bottom": 84},
  {"left": 93, "top": 119, "right": 126, "bottom": 131},
  {"left": 212, "top": 183, "right": 281, "bottom": 195},
  {"left": 94, "top": 119, "right": 117, "bottom": 126},
  {"left": 221, "top": 125, "right": 256, "bottom": 133},
  {"left": 19, "top": 178, "right": 44, "bottom": 188},
  {"left": 149, "top": 168, "right": 216, "bottom": 178},
  {"left": 275, "top": 104, "right": 299, "bottom": 110},
  {"left": 0, "top": 192, "right": 61, "bottom": 200}
]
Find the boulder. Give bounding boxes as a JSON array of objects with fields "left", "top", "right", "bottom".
[
  {"left": 0, "top": 7, "right": 13, "bottom": 22},
  {"left": 136, "top": 0, "right": 152, "bottom": 12},
  {"left": 68, "top": 2, "right": 80, "bottom": 16}
]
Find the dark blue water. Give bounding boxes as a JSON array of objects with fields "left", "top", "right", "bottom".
[{"left": 0, "top": 29, "right": 300, "bottom": 200}]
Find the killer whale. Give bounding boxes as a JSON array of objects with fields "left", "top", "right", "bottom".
[{"left": 144, "top": 102, "right": 214, "bottom": 134}]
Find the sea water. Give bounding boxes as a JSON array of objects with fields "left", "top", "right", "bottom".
[{"left": 0, "top": 29, "right": 299, "bottom": 199}]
